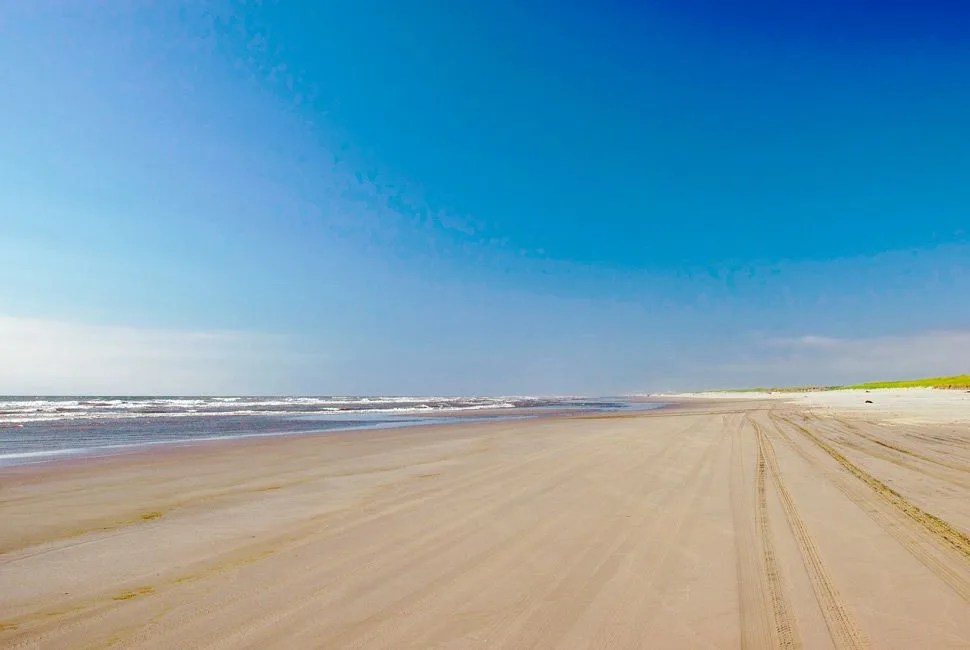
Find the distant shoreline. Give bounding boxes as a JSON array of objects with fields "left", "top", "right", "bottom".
[{"left": 0, "top": 397, "right": 669, "bottom": 469}]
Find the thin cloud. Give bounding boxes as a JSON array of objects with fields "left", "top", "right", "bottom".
[
  {"left": 0, "top": 315, "right": 320, "bottom": 395},
  {"left": 713, "top": 329, "right": 970, "bottom": 388}
]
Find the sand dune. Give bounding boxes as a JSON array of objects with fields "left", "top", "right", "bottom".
[{"left": 2, "top": 396, "right": 969, "bottom": 648}]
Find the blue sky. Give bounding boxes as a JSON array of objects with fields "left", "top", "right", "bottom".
[{"left": 1, "top": 1, "right": 968, "bottom": 394}]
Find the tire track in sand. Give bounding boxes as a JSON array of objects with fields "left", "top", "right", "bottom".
[
  {"left": 752, "top": 420, "right": 801, "bottom": 648},
  {"left": 730, "top": 421, "right": 775, "bottom": 649},
  {"left": 755, "top": 420, "right": 868, "bottom": 649},
  {"left": 778, "top": 414, "right": 970, "bottom": 562},
  {"left": 769, "top": 413, "right": 970, "bottom": 602},
  {"left": 804, "top": 415, "right": 970, "bottom": 491}
]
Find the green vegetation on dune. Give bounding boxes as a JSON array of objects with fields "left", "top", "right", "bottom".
[
  {"left": 725, "top": 374, "right": 970, "bottom": 392},
  {"left": 840, "top": 375, "right": 970, "bottom": 389}
]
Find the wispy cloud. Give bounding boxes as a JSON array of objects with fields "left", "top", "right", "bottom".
[
  {"left": 0, "top": 315, "right": 321, "bottom": 395},
  {"left": 711, "top": 329, "right": 970, "bottom": 388},
  {"left": 765, "top": 335, "right": 844, "bottom": 350}
]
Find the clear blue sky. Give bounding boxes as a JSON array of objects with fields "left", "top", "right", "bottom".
[{"left": 2, "top": 1, "right": 968, "bottom": 394}]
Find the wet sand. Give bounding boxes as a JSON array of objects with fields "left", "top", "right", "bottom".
[{"left": 2, "top": 394, "right": 969, "bottom": 648}]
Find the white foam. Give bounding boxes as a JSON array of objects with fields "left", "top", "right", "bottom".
[
  {"left": 0, "top": 448, "right": 81, "bottom": 461},
  {"left": 0, "top": 396, "right": 522, "bottom": 424}
]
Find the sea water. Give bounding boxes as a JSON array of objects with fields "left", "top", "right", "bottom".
[{"left": 0, "top": 396, "right": 665, "bottom": 466}]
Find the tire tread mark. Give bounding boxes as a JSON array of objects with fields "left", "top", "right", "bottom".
[
  {"left": 769, "top": 414, "right": 970, "bottom": 602},
  {"left": 754, "top": 424, "right": 802, "bottom": 648},
  {"left": 806, "top": 416, "right": 970, "bottom": 490},
  {"left": 780, "top": 414, "right": 970, "bottom": 561},
  {"left": 731, "top": 424, "right": 774, "bottom": 649},
  {"left": 755, "top": 420, "right": 868, "bottom": 649}
]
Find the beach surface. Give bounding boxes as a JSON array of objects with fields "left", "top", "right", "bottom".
[{"left": 2, "top": 392, "right": 970, "bottom": 648}]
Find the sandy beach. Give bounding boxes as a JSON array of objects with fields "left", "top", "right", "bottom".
[{"left": 2, "top": 392, "right": 970, "bottom": 648}]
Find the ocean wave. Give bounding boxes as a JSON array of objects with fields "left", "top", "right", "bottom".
[{"left": 0, "top": 396, "right": 528, "bottom": 424}]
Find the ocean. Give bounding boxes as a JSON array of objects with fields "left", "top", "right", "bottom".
[{"left": 0, "top": 395, "right": 662, "bottom": 466}]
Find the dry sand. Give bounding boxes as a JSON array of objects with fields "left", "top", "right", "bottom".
[
  {"left": 2, "top": 393, "right": 970, "bottom": 648},
  {"left": 673, "top": 387, "right": 970, "bottom": 425}
]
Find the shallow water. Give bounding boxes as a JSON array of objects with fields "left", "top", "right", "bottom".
[{"left": 0, "top": 396, "right": 665, "bottom": 465}]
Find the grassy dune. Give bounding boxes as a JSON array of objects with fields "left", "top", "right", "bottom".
[
  {"left": 841, "top": 375, "right": 970, "bottom": 390},
  {"left": 728, "top": 374, "right": 970, "bottom": 392}
]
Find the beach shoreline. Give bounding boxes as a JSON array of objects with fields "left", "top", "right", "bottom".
[
  {"left": 0, "top": 397, "right": 669, "bottom": 470},
  {"left": 2, "top": 390, "right": 968, "bottom": 647}
]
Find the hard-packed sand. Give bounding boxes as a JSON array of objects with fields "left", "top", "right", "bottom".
[{"left": 2, "top": 392, "right": 969, "bottom": 648}]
